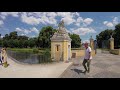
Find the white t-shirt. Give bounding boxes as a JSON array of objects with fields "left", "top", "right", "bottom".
[{"left": 84, "top": 46, "right": 92, "bottom": 60}]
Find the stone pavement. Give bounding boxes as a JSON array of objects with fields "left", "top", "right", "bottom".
[
  {"left": 61, "top": 49, "right": 120, "bottom": 78},
  {"left": 0, "top": 57, "right": 72, "bottom": 78}
]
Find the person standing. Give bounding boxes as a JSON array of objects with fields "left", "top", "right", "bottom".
[
  {"left": 82, "top": 42, "right": 92, "bottom": 74},
  {"left": 2, "top": 48, "right": 9, "bottom": 68},
  {"left": 0, "top": 48, "right": 3, "bottom": 65}
]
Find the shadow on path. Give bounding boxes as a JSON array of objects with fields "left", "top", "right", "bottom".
[{"left": 71, "top": 68, "right": 84, "bottom": 74}]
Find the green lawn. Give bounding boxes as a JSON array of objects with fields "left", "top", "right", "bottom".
[{"left": 7, "top": 48, "right": 50, "bottom": 54}]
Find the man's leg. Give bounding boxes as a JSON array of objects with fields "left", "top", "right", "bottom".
[
  {"left": 82, "top": 59, "right": 87, "bottom": 73},
  {"left": 87, "top": 59, "right": 91, "bottom": 73}
]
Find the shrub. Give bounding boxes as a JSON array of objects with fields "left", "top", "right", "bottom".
[{"left": 33, "top": 48, "right": 39, "bottom": 53}]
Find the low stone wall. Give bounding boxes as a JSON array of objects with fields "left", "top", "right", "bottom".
[
  {"left": 71, "top": 49, "right": 95, "bottom": 58},
  {"left": 109, "top": 49, "right": 120, "bottom": 55}
]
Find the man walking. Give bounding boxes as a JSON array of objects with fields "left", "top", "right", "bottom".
[{"left": 82, "top": 42, "right": 92, "bottom": 74}]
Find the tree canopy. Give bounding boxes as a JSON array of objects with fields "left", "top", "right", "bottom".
[
  {"left": 69, "top": 33, "right": 81, "bottom": 48},
  {"left": 96, "top": 23, "right": 120, "bottom": 48},
  {"left": 0, "top": 26, "right": 82, "bottom": 48}
]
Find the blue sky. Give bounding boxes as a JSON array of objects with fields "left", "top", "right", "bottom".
[{"left": 0, "top": 12, "right": 120, "bottom": 43}]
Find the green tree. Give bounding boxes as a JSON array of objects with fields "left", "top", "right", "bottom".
[
  {"left": 9, "top": 31, "right": 18, "bottom": 39},
  {"left": 114, "top": 24, "right": 120, "bottom": 48},
  {"left": 18, "top": 36, "right": 28, "bottom": 40},
  {"left": 38, "top": 26, "right": 57, "bottom": 48},
  {"left": 3, "top": 40, "right": 9, "bottom": 48},
  {"left": 8, "top": 39, "right": 15, "bottom": 48},
  {"left": 13, "top": 39, "right": 19, "bottom": 48},
  {"left": 28, "top": 38, "right": 36, "bottom": 48},
  {"left": 18, "top": 39, "right": 24, "bottom": 48},
  {"left": 24, "top": 40, "right": 29, "bottom": 48},
  {"left": 0, "top": 39, "right": 2, "bottom": 47},
  {"left": 69, "top": 33, "right": 81, "bottom": 48},
  {"left": 3, "top": 34, "right": 9, "bottom": 40},
  {"left": 96, "top": 29, "right": 114, "bottom": 48}
]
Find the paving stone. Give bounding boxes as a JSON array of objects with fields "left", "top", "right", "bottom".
[{"left": 61, "top": 49, "right": 120, "bottom": 78}]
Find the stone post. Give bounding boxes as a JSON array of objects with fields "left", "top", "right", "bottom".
[
  {"left": 90, "top": 36, "right": 94, "bottom": 50},
  {"left": 110, "top": 35, "right": 114, "bottom": 50}
]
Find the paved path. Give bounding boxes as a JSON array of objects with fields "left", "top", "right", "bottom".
[
  {"left": 61, "top": 49, "right": 120, "bottom": 78},
  {"left": 0, "top": 57, "right": 72, "bottom": 78}
]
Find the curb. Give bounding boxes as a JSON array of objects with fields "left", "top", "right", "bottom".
[{"left": 58, "top": 62, "right": 73, "bottom": 78}]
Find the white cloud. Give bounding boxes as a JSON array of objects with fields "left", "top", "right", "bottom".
[
  {"left": 15, "top": 27, "right": 31, "bottom": 34},
  {"left": 24, "top": 29, "right": 31, "bottom": 34},
  {"left": 0, "top": 12, "right": 19, "bottom": 20},
  {"left": 15, "top": 27, "right": 23, "bottom": 32},
  {"left": 66, "top": 29, "right": 72, "bottom": 33},
  {"left": 7, "top": 12, "right": 19, "bottom": 17},
  {"left": 103, "top": 21, "right": 114, "bottom": 27},
  {"left": 20, "top": 12, "right": 57, "bottom": 25},
  {"left": 21, "top": 12, "right": 41, "bottom": 25},
  {"left": 75, "top": 12, "right": 80, "bottom": 16},
  {"left": 72, "top": 27, "right": 96, "bottom": 35},
  {"left": 106, "top": 22, "right": 114, "bottom": 27},
  {"left": 46, "top": 12, "right": 57, "bottom": 17},
  {"left": 0, "top": 12, "right": 94, "bottom": 27},
  {"left": 30, "top": 35, "right": 36, "bottom": 38},
  {"left": 30, "top": 27, "right": 39, "bottom": 34},
  {"left": 0, "top": 20, "right": 4, "bottom": 26},
  {"left": 61, "top": 16, "right": 75, "bottom": 25},
  {"left": 15, "top": 27, "right": 39, "bottom": 35},
  {"left": 57, "top": 12, "right": 76, "bottom": 25},
  {"left": 70, "top": 28, "right": 74, "bottom": 31},
  {"left": 57, "top": 12, "right": 71, "bottom": 17},
  {"left": 75, "top": 23, "right": 80, "bottom": 26},
  {"left": 84, "top": 18, "right": 93, "bottom": 25},
  {"left": 77, "top": 17, "right": 83, "bottom": 23},
  {"left": 1, "top": 35, "right": 4, "bottom": 38},
  {"left": 103, "top": 17, "right": 119, "bottom": 28},
  {"left": 103, "top": 21, "right": 108, "bottom": 25},
  {"left": 20, "top": 34, "right": 26, "bottom": 36},
  {"left": 0, "top": 15, "right": 6, "bottom": 19},
  {"left": 75, "top": 17, "right": 93, "bottom": 27},
  {"left": 113, "top": 17, "right": 119, "bottom": 25},
  {"left": 41, "top": 16, "right": 57, "bottom": 25},
  {"left": 82, "top": 40, "right": 90, "bottom": 43}
]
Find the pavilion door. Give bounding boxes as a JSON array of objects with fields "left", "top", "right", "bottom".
[
  {"left": 68, "top": 45, "right": 70, "bottom": 60},
  {"left": 55, "top": 45, "right": 61, "bottom": 61}
]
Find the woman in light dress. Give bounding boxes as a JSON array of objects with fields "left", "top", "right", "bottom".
[
  {"left": 0, "top": 48, "right": 3, "bottom": 65},
  {"left": 1, "top": 48, "right": 9, "bottom": 67}
]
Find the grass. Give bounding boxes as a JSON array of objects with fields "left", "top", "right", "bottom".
[
  {"left": 7, "top": 48, "right": 33, "bottom": 52},
  {"left": 7, "top": 48, "right": 50, "bottom": 54}
]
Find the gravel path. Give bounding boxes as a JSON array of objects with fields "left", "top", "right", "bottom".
[{"left": 61, "top": 49, "right": 120, "bottom": 78}]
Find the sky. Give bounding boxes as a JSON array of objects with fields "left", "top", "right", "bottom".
[{"left": 0, "top": 12, "right": 120, "bottom": 43}]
